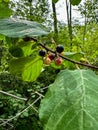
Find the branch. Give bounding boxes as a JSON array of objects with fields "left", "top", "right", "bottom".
[
  {"left": 29, "top": 38, "right": 98, "bottom": 70},
  {"left": 39, "top": 43, "right": 98, "bottom": 70},
  {"left": 35, "top": 91, "right": 44, "bottom": 98},
  {"left": 0, "top": 90, "right": 27, "bottom": 101}
]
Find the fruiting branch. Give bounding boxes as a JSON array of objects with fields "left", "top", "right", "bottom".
[
  {"left": 39, "top": 43, "right": 98, "bottom": 70},
  {"left": 29, "top": 37, "right": 98, "bottom": 69}
]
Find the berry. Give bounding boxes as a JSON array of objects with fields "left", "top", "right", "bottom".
[
  {"left": 39, "top": 50, "right": 46, "bottom": 57},
  {"left": 55, "top": 57, "right": 63, "bottom": 66},
  {"left": 48, "top": 53, "right": 55, "bottom": 60},
  {"left": 56, "top": 45, "right": 64, "bottom": 53},
  {"left": 44, "top": 57, "right": 51, "bottom": 65}
]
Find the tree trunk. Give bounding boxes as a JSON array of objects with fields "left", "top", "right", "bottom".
[
  {"left": 52, "top": 1, "right": 58, "bottom": 34},
  {"left": 66, "top": 0, "right": 73, "bottom": 50}
]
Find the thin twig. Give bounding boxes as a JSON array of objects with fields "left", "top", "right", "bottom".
[
  {"left": 28, "top": 104, "right": 38, "bottom": 113},
  {"left": 0, "top": 119, "right": 14, "bottom": 128},
  {"left": 35, "top": 91, "right": 45, "bottom": 98},
  {"left": 0, "top": 96, "right": 41, "bottom": 127},
  {"left": 0, "top": 90, "right": 27, "bottom": 101},
  {"left": 40, "top": 86, "right": 49, "bottom": 90}
]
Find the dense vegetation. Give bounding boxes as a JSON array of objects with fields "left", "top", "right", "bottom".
[{"left": 0, "top": 0, "right": 98, "bottom": 130}]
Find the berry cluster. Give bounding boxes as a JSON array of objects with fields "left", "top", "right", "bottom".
[{"left": 39, "top": 45, "right": 64, "bottom": 66}]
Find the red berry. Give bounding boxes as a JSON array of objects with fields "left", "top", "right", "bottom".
[
  {"left": 55, "top": 57, "right": 63, "bottom": 66},
  {"left": 48, "top": 53, "right": 55, "bottom": 60}
]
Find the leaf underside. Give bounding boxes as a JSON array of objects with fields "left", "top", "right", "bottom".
[
  {"left": 39, "top": 69, "right": 98, "bottom": 130},
  {"left": 0, "top": 18, "right": 49, "bottom": 38}
]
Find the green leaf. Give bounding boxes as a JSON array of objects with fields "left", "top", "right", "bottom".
[
  {"left": 70, "top": 0, "right": 82, "bottom": 5},
  {"left": 0, "top": 2, "right": 12, "bottom": 18},
  {"left": 19, "top": 41, "right": 37, "bottom": 57},
  {"left": 9, "top": 57, "right": 33, "bottom": 74},
  {"left": 0, "top": 34, "right": 5, "bottom": 40},
  {"left": 64, "top": 52, "right": 84, "bottom": 60},
  {"left": 22, "top": 57, "right": 43, "bottom": 82},
  {"left": 52, "top": 0, "right": 59, "bottom": 3},
  {"left": 0, "top": 18, "right": 49, "bottom": 38},
  {"left": 63, "top": 52, "right": 84, "bottom": 69},
  {"left": 9, "top": 46, "right": 24, "bottom": 57},
  {"left": 39, "top": 69, "right": 98, "bottom": 130},
  {"left": 9, "top": 57, "right": 43, "bottom": 82}
]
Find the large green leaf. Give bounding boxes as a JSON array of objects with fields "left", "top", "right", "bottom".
[
  {"left": 0, "top": 2, "right": 12, "bottom": 18},
  {"left": 39, "top": 69, "right": 98, "bottom": 130},
  {"left": 9, "top": 56, "right": 43, "bottom": 81},
  {"left": 0, "top": 18, "right": 49, "bottom": 38},
  {"left": 22, "top": 57, "right": 43, "bottom": 81},
  {"left": 9, "top": 56, "right": 34, "bottom": 74},
  {"left": 70, "top": 0, "right": 82, "bottom": 5}
]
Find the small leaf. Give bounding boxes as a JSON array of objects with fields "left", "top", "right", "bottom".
[
  {"left": 22, "top": 57, "right": 43, "bottom": 82},
  {"left": 52, "top": 0, "right": 59, "bottom": 3},
  {"left": 70, "top": 0, "right": 82, "bottom": 5},
  {"left": 0, "top": 18, "right": 49, "bottom": 38},
  {"left": 39, "top": 69, "right": 98, "bottom": 130}
]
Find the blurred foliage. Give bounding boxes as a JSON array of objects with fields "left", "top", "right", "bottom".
[
  {"left": 10, "top": 0, "right": 50, "bottom": 24},
  {"left": 0, "top": 0, "right": 12, "bottom": 18},
  {"left": 78, "top": 0, "right": 98, "bottom": 23}
]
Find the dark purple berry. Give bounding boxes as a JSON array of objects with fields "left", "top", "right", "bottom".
[
  {"left": 39, "top": 50, "right": 46, "bottom": 57},
  {"left": 56, "top": 45, "right": 64, "bottom": 53}
]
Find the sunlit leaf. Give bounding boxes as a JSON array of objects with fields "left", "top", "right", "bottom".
[
  {"left": 9, "top": 56, "right": 43, "bottom": 81},
  {"left": 39, "top": 69, "right": 98, "bottom": 130},
  {"left": 22, "top": 57, "right": 43, "bottom": 82},
  {"left": 9, "top": 57, "right": 33, "bottom": 74}
]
